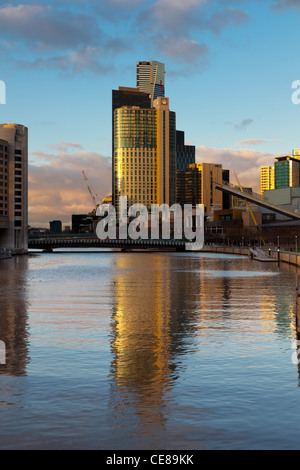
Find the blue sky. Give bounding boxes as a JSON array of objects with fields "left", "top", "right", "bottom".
[{"left": 1, "top": 0, "right": 300, "bottom": 225}]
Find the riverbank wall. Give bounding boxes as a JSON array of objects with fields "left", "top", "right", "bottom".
[{"left": 201, "top": 245, "right": 300, "bottom": 267}]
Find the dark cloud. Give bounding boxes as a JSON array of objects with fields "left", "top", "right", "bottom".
[
  {"left": 0, "top": 5, "right": 100, "bottom": 50},
  {"left": 0, "top": 4, "right": 128, "bottom": 75}
]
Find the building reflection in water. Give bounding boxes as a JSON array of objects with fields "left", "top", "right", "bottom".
[
  {"left": 109, "top": 254, "right": 200, "bottom": 430},
  {"left": 108, "top": 253, "right": 299, "bottom": 429},
  {"left": 0, "top": 256, "right": 30, "bottom": 376}
]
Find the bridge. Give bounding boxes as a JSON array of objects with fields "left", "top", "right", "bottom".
[
  {"left": 215, "top": 182, "right": 300, "bottom": 220},
  {"left": 28, "top": 235, "right": 186, "bottom": 251}
]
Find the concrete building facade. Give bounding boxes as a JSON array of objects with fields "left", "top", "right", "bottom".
[{"left": 0, "top": 124, "right": 28, "bottom": 254}]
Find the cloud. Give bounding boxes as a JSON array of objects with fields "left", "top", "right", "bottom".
[
  {"left": 29, "top": 144, "right": 112, "bottom": 226},
  {"left": 202, "top": 7, "right": 248, "bottom": 34},
  {"left": 196, "top": 145, "right": 276, "bottom": 192},
  {"left": 232, "top": 118, "right": 254, "bottom": 130},
  {"left": 154, "top": 36, "right": 209, "bottom": 64},
  {"left": 18, "top": 46, "right": 119, "bottom": 75},
  {"left": 47, "top": 142, "right": 84, "bottom": 152},
  {"left": 134, "top": 0, "right": 249, "bottom": 64},
  {"left": 0, "top": 5, "right": 99, "bottom": 50},
  {"left": 0, "top": 4, "right": 127, "bottom": 75},
  {"left": 235, "top": 138, "right": 280, "bottom": 146},
  {"left": 271, "top": 0, "right": 300, "bottom": 11}
]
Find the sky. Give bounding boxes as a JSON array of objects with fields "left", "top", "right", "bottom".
[{"left": 1, "top": 0, "right": 300, "bottom": 227}]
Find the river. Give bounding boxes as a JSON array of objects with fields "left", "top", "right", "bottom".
[{"left": 0, "top": 251, "right": 299, "bottom": 449}]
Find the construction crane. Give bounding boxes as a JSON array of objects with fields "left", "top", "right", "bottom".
[{"left": 82, "top": 170, "right": 100, "bottom": 209}]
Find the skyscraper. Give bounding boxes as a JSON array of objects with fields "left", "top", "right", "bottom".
[
  {"left": 136, "top": 61, "right": 165, "bottom": 104},
  {"left": 113, "top": 97, "right": 176, "bottom": 211},
  {"left": 0, "top": 124, "right": 28, "bottom": 253},
  {"left": 112, "top": 87, "right": 151, "bottom": 206}
]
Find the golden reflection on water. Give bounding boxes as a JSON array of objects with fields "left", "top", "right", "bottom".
[
  {"left": 110, "top": 255, "right": 175, "bottom": 426},
  {"left": 108, "top": 253, "right": 299, "bottom": 430}
]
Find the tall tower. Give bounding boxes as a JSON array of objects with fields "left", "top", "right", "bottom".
[
  {"left": 0, "top": 124, "right": 28, "bottom": 253},
  {"left": 136, "top": 61, "right": 165, "bottom": 104},
  {"left": 113, "top": 97, "right": 176, "bottom": 213},
  {"left": 112, "top": 87, "right": 151, "bottom": 207}
]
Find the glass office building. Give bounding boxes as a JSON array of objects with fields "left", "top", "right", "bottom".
[{"left": 113, "top": 97, "right": 176, "bottom": 212}]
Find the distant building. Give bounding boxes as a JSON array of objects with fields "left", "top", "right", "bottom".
[
  {"left": 0, "top": 124, "right": 28, "bottom": 254},
  {"left": 275, "top": 156, "right": 300, "bottom": 189},
  {"left": 72, "top": 214, "right": 98, "bottom": 234},
  {"left": 176, "top": 131, "right": 195, "bottom": 171},
  {"left": 136, "top": 61, "right": 165, "bottom": 104},
  {"left": 261, "top": 153, "right": 300, "bottom": 195},
  {"left": 293, "top": 149, "right": 300, "bottom": 157},
  {"left": 261, "top": 165, "right": 275, "bottom": 195},
  {"left": 49, "top": 220, "right": 62, "bottom": 234},
  {"left": 176, "top": 163, "right": 224, "bottom": 212}
]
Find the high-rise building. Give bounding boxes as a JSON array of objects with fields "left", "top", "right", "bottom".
[
  {"left": 261, "top": 152, "right": 300, "bottom": 195},
  {"left": 176, "top": 130, "right": 195, "bottom": 171},
  {"left": 112, "top": 87, "right": 151, "bottom": 206},
  {"left": 113, "top": 97, "right": 176, "bottom": 211},
  {"left": 261, "top": 165, "right": 275, "bottom": 195},
  {"left": 275, "top": 156, "right": 300, "bottom": 189},
  {"left": 176, "top": 163, "right": 224, "bottom": 212},
  {"left": 136, "top": 61, "right": 165, "bottom": 104},
  {"left": 0, "top": 124, "right": 28, "bottom": 253}
]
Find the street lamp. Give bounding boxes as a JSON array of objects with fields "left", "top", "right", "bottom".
[
  {"left": 296, "top": 235, "right": 298, "bottom": 253},
  {"left": 277, "top": 236, "right": 280, "bottom": 250}
]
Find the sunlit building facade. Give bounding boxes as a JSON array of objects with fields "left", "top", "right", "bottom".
[
  {"left": 113, "top": 97, "right": 176, "bottom": 211},
  {"left": 261, "top": 165, "right": 275, "bottom": 196},
  {"left": 112, "top": 87, "right": 151, "bottom": 207}
]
